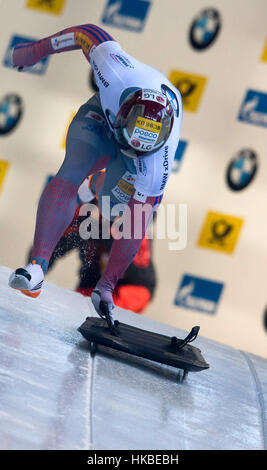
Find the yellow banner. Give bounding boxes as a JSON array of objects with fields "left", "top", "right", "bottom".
[
  {"left": 0, "top": 160, "right": 10, "bottom": 194},
  {"left": 136, "top": 117, "right": 162, "bottom": 133},
  {"left": 261, "top": 38, "right": 267, "bottom": 62},
  {"left": 26, "top": 0, "right": 66, "bottom": 15},
  {"left": 61, "top": 112, "right": 76, "bottom": 149},
  {"left": 169, "top": 69, "right": 207, "bottom": 112},
  {"left": 197, "top": 211, "right": 244, "bottom": 254}
]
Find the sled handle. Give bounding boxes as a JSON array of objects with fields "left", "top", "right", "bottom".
[
  {"left": 171, "top": 326, "right": 200, "bottom": 350},
  {"left": 99, "top": 301, "right": 120, "bottom": 336}
]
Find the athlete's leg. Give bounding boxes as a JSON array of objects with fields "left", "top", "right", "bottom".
[
  {"left": 90, "top": 149, "right": 161, "bottom": 317},
  {"left": 31, "top": 94, "right": 113, "bottom": 273},
  {"left": 9, "top": 94, "right": 114, "bottom": 296}
]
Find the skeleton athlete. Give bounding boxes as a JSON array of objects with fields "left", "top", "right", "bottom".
[{"left": 8, "top": 24, "right": 182, "bottom": 318}]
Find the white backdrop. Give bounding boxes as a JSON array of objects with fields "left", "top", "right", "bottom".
[{"left": 0, "top": 0, "right": 267, "bottom": 356}]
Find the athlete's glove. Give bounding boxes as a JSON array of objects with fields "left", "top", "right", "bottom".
[
  {"left": 11, "top": 44, "right": 37, "bottom": 72},
  {"left": 91, "top": 278, "right": 115, "bottom": 321}
]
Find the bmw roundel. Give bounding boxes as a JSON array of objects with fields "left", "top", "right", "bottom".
[
  {"left": 226, "top": 149, "right": 258, "bottom": 191},
  {"left": 189, "top": 8, "right": 222, "bottom": 51},
  {"left": 0, "top": 94, "right": 23, "bottom": 136}
]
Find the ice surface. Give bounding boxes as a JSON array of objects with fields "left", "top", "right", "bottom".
[{"left": 0, "top": 266, "right": 266, "bottom": 450}]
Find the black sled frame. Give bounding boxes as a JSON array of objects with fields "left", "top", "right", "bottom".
[{"left": 78, "top": 303, "right": 209, "bottom": 382}]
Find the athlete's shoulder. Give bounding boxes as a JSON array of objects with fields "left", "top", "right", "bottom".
[
  {"left": 76, "top": 24, "right": 114, "bottom": 45},
  {"left": 90, "top": 39, "right": 132, "bottom": 65}
]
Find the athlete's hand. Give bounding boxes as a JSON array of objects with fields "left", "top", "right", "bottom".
[
  {"left": 91, "top": 282, "right": 115, "bottom": 320},
  {"left": 12, "top": 42, "right": 38, "bottom": 69}
]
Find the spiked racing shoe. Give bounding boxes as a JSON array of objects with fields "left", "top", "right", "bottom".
[{"left": 8, "top": 262, "right": 44, "bottom": 298}]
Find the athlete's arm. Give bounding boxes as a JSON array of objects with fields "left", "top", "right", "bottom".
[
  {"left": 12, "top": 24, "right": 114, "bottom": 68},
  {"left": 93, "top": 194, "right": 161, "bottom": 312}
]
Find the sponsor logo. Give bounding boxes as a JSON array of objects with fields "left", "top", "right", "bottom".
[
  {"left": 92, "top": 60, "right": 110, "bottom": 88},
  {"left": 169, "top": 70, "right": 207, "bottom": 112},
  {"left": 238, "top": 89, "right": 267, "bottom": 128},
  {"left": 133, "top": 127, "right": 158, "bottom": 143},
  {"left": 136, "top": 116, "right": 162, "bottom": 133},
  {"left": 133, "top": 190, "right": 147, "bottom": 202},
  {"left": 156, "top": 96, "right": 165, "bottom": 104},
  {"left": 260, "top": 37, "right": 267, "bottom": 62},
  {"left": 75, "top": 32, "right": 93, "bottom": 55},
  {"left": 172, "top": 140, "right": 188, "bottom": 173},
  {"left": 174, "top": 274, "right": 224, "bottom": 315},
  {"left": 86, "top": 112, "right": 102, "bottom": 122},
  {"left": 197, "top": 211, "right": 244, "bottom": 254},
  {"left": 189, "top": 8, "right": 222, "bottom": 51},
  {"left": 112, "top": 187, "right": 129, "bottom": 204},
  {"left": 138, "top": 159, "right": 147, "bottom": 176},
  {"left": 84, "top": 110, "right": 108, "bottom": 129},
  {"left": 112, "top": 171, "right": 135, "bottom": 203},
  {"left": 160, "top": 147, "right": 169, "bottom": 191},
  {"left": 118, "top": 179, "right": 134, "bottom": 196},
  {"left": 124, "top": 173, "right": 135, "bottom": 183},
  {"left": 51, "top": 32, "right": 75, "bottom": 50},
  {"left": 0, "top": 94, "right": 23, "bottom": 136},
  {"left": 136, "top": 142, "right": 153, "bottom": 151},
  {"left": 26, "top": 0, "right": 66, "bottom": 15},
  {"left": 142, "top": 89, "right": 167, "bottom": 106},
  {"left": 0, "top": 160, "right": 10, "bottom": 194},
  {"left": 102, "top": 0, "right": 151, "bottom": 33},
  {"left": 131, "top": 139, "right": 141, "bottom": 148},
  {"left": 110, "top": 53, "right": 134, "bottom": 68},
  {"left": 3, "top": 34, "right": 50, "bottom": 75},
  {"left": 226, "top": 148, "right": 258, "bottom": 191}
]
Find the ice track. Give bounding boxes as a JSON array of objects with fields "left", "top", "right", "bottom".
[{"left": 0, "top": 266, "right": 266, "bottom": 450}]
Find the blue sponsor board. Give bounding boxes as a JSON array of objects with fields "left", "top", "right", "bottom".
[
  {"left": 238, "top": 89, "right": 267, "bottom": 128},
  {"left": 102, "top": 0, "right": 151, "bottom": 33},
  {"left": 3, "top": 35, "right": 50, "bottom": 75},
  {"left": 172, "top": 140, "right": 187, "bottom": 173},
  {"left": 174, "top": 274, "right": 224, "bottom": 315}
]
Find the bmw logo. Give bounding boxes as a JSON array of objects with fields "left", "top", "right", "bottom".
[
  {"left": 0, "top": 93, "right": 23, "bottom": 136},
  {"left": 226, "top": 149, "right": 258, "bottom": 191},
  {"left": 189, "top": 8, "right": 222, "bottom": 51}
]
